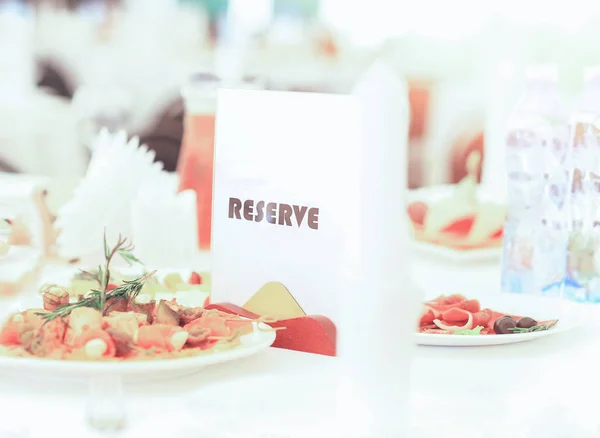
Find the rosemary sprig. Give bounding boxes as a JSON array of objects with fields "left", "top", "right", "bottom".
[
  {"left": 77, "top": 269, "right": 101, "bottom": 284},
  {"left": 105, "top": 270, "right": 157, "bottom": 302},
  {"left": 98, "top": 231, "right": 142, "bottom": 314},
  {"left": 106, "top": 232, "right": 142, "bottom": 266},
  {"left": 37, "top": 271, "right": 156, "bottom": 323},
  {"left": 36, "top": 232, "right": 148, "bottom": 322},
  {"left": 508, "top": 319, "right": 559, "bottom": 334}
]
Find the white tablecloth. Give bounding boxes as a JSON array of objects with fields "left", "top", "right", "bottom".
[{"left": 1, "top": 254, "right": 600, "bottom": 437}]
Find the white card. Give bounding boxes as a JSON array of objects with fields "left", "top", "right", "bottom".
[{"left": 211, "top": 89, "right": 362, "bottom": 324}]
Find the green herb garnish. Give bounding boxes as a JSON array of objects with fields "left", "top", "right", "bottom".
[
  {"left": 36, "top": 232, "right": 151, "bottom": 322},
  {"left": 508, "top": 320, "right": 559, "bottom": 334},
  {"left": 76, "top": 269, "right": 101, "bottom": 283},
  {"left": 37, "top": 271, "right": 156, "bottom": 323},
  {"left": 454, "top": 326, "right": 484, "bottom": 335},
  {"left": 97, "top": 232, "right": 138, "bottom": 313}
]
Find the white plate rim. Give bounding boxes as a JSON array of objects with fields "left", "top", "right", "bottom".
[
  {"left": 0, "top": 323, "right": 276, "bottom": 376},
  {"left": 407, "top": 184, "right": 506, "bottom": 204},
  {"left": 415, "top": 323, "right": 567, "bottom": 346},
  {"left": 410, "top": 240, "right": 501, "bottom": 262}
]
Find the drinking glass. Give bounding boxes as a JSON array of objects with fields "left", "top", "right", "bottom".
[
  {"left": 178, "top": 73, "right": 262, "bottom": 250},
  {"left": 86, "top": 375, "right": 127, "bottom": 433}
]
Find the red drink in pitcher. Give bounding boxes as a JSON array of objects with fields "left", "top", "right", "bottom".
[{"left": 178, "top": 73, "right": 261, "bottom": 250}]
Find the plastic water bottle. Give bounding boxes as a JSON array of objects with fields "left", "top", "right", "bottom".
[
  {"left": 501, "top": 66, "right": 570, "bottom": 296},
  {"left": 565, "top": 67, "right": 600, "bottom": 302}
]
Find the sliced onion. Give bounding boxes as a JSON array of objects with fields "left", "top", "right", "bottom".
[{"left": 433, "top": 312, "right": 473, "bottom": 332}]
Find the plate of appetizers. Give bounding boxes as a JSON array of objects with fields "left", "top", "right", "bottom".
[
  {"left": 0, "top": 235, "right": 276, "bottom": 378},
  {"left": 407, "top": 183, "right": 505, "bottom": 259},
  {"left": 407, "top": 153, "right": 506, "bottom": 261},
  {"left": 415, "top": 293, "right": 576, "bottom": 346}
]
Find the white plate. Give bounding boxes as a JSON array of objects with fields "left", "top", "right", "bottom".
[
  {"left": 407, "top": 184, "right": 507, "bottom": 205},
  {"left": 407, "top": 184, "right": 504, "bottom": 263},
  {"left": 411, "top": 240, "right": 501, "bottom": 262},
  {"left": 415, "top": 293, "right": 581, "bottom": 347},
  {"left": 0, "top": 323, "right": 276, "bottom": 380}
]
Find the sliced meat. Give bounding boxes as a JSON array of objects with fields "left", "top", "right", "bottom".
[
  {"left": 419, "top": 308, "right": 436, "bottom": 326},
  {"left": 441, "top": 307, "right": 471, "bottom": 323},
  {"left": 178, "top": 307, "right": 204, "bottom": 326},
  {"left": 103, "top": 312, "right": 142, "bottom": 341},
  {"left": 155, "top": 300, "right": 180, "bottom": 326},
  {"left": 424, "top": 303, "right": 464, "bottom": 318},
  {"left": 128, "top": 301, "right": 155, "bottom": 324},
  {"left": 106, "top": 328, "right": 134, "bottom": 357},
  {"left": 459, "top": 299, "right": 481, "bottom": 313},
  {"left": 183, "top": 312, "right": 230, "bottom": 337},
  {"left": 105, "top": 297, "right": 128, "bottom": 313},
  {"left": 472, "top": 308, "right": 493, "bottom": 327},
  {"left": 439, "top": 307, "right": 492, "bottom": 329},
  {"left": 424, "top": 295, "right": 469, "bottom": 316}
]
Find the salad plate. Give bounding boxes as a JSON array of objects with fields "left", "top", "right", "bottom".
[
  {"left": 0, "top": 233, "right": 276, "bottom": 381},
  {"left": 407, "top": 181, "right": 505, "bottom": 262},
  {"left": 416, "top": 293, "right": 581, "bottom": 347}
]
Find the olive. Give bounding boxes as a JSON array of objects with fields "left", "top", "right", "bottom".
[
  {"left": 493, "top": 316, "right": 517, "bottom": 334},
  {"left": 517, "top": 317, "right": 537, "bottom": 329}
]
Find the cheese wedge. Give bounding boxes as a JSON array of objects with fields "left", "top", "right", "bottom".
[{"left": 243, "top": 281, "right": 306, "bottom": 319}]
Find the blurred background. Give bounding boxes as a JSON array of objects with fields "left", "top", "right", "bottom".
[{"left": 0, "top": 0, "right": 598, "bottom": 190}]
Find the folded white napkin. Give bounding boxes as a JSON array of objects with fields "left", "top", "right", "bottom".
[
  {"left": 55, "top": 129, "right": 164, "bottom": 264},
  {"left": 131, "top": 172, "right": 200, "bottom": 269}
]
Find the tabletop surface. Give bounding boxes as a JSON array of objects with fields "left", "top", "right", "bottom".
[{"left": 0, "top": 256, "right": 599, "bottom": 438}]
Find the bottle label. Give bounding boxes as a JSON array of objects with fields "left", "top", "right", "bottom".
[
  {"left": 566, "top": 119, "right": 600, "bottom": 302},
  {"left": 503, "top": 115, "right": 569, "bottom": 295}
]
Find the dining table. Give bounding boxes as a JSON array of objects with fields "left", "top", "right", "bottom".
[{"left": 0, "top": 249, "right": 599, "bottom": 438}]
